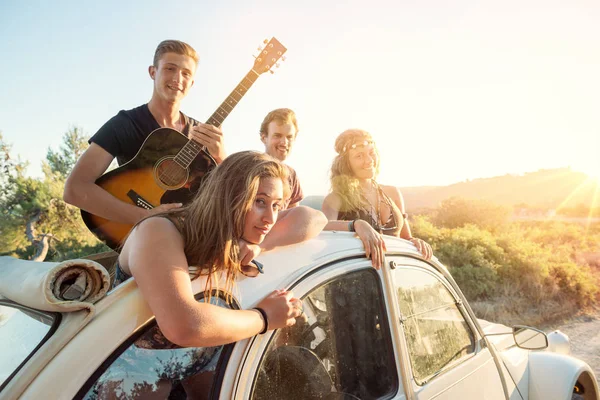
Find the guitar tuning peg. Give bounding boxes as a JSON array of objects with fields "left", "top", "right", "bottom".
[
  {"left": 269, "top": 70, "right": 275, "bottom": 74},
  {"left": 281, "top": 56, "right": 287, "bottom": 62},
  {"left": 263, "top": 38, "right": 269, "bottom": 44},
  {"left": 275, "top": 63, "right": 280, "bottom": 68},
  {"left": 257, "top": 46, "right": 263, "bottom": 51}
]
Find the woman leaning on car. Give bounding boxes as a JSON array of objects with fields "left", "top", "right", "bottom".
[
  {"left": 322, "top": 129, "right": 433, "bottom": 269},
  {"left": 116, "top": 151, "right": 327, "bottom": 347}
]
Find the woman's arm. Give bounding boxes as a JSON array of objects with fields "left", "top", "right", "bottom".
[
  {"left": 321, "top": 193, "right": 386, "bottom": 269},
  {"left": 321, "top": 193, "right": 347, "bottom": 231},
  {"left": 259, "top": 205, "right": 327, "bottom": 252},
  {"left": 121, "top": 218, "right": 301, "bottom": 347},
  {"left": 238, "top": 205, "right": 327, "bottom": 271}
]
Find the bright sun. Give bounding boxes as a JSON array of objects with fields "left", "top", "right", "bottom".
[{"left": 574, "top": 161, "right": 600, "bottom": 181}]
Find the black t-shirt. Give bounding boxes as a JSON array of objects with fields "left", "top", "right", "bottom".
[{"left": 89, "top": 104, "right": 199, "bottom": 166}]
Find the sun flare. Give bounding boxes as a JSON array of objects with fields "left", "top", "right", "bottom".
[{"left": 574, "top": 161, "right": 600, "bottom": 182}]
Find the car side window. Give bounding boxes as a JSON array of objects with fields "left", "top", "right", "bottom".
[
  {"left": 252, "top": 268, "right": 398, "bottom": 400},
  {"left": 393, "top": 266, "right": 476, "bottom": 384},
  {"left": 79, "top": 295, "right": 233, "bottom": 400},
  {"left": 0, "top": 302, "right": 59, "bottom": 390}
]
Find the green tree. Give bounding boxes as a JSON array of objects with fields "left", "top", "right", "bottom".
[
  {"left": 0, "top": 128, "right": 108, "bottom": 261},
  {"left": 46, "top": 126, "right": 88, "bottom": 176}
]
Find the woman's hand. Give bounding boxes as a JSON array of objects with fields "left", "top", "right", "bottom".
[
  {"left": 409, "top": 237, "right": 433, "bottom": 260},
  {"left": 238, "top": 239, "right": 262, "bottom": 277},
  {"left": 257, "top": 290, "right": 303, "bottom": 330},
  {"left": 354, "top": 219, "right": 387, "bottom": 270}
]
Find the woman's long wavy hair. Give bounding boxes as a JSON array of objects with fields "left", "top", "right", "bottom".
[
  {"left": 136, "top": 151, "right": 290, "bottom": 300},
  {"left": 330, "top": 129, "right": 380, "bottom": 213}
]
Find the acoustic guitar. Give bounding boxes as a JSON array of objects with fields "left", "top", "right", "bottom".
[{"left": 81, "top": 37, "right": 287, "bottom": 249}]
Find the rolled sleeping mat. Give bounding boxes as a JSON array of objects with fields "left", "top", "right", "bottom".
[{"left": 0, "top": 256, "right": 110, "bottom": 313}]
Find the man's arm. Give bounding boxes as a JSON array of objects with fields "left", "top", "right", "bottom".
[
  {"left": 64, "top": 143, "right": 169, "bottom": 224},
  {"left": 259, "top": 206, "right": 327, "bottom": 251}
]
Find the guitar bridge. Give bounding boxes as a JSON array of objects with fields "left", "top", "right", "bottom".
[{"left": 127, "top": 190, "right": 154, "bottom": 210}]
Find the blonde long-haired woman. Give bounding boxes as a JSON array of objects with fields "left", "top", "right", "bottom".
[
  {"left": 117, "top": 151, "right": 327, "bottom": 347},
  {"left": 322, "top": 129, "right": 432, "bottom": 269}
]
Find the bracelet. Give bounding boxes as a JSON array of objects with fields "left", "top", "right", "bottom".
[
  {"left": 348, "top": 219, "right": 357, "bottom": 232},
  {"left": 253, "top": 307, "right": 269, "bottom": 334}
]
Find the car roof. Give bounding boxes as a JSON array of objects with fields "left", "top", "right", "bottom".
[{"left": 178, "top": 231, "right": 434, "bottom": 308}]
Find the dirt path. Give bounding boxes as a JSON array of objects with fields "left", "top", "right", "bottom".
[{"left": 548, "top": 313, "right": 600, "bottom": 383}]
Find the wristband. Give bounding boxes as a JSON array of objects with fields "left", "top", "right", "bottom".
[
  {"left": 253, "top": 307, "right": 269, "bottom": 334},
  {"left": 348, "top": 219, "right": 357, "bottom": 232}
]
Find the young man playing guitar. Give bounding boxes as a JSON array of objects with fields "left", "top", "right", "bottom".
[
  {"left": 65, "top": 39, "right": 326, "bottom": 264},
  {"left": 64, "top": 40, "right": 227, "bottom": 225},
  {"left": 259, "top": 108, "right": 304, "bottom": 208}
]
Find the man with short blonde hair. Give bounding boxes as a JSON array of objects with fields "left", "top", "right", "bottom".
[
  {"left": 153, "top": 39, "right": 199, "bottom": 67},
  {"left": 259, "top": 108, "right": 304, "bottom": 208},
  {"left": 64, "top": 39, "right": 226, "bottom": 225}
]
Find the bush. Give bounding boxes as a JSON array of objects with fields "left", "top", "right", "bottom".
[
  {"left": 431, "top": 197, "right": 511, "bottom": 231},
  {"left": 410, "top": 212, "right": 599, "bottom": 325}
]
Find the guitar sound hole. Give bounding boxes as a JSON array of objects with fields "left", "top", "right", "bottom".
[{"left": 154, "top": 157, "right": 189, "bottom": 190}]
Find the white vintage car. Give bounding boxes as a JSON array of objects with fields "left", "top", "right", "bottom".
[{"left": 0, "top": 232, "right": 598, "bottom": 400}]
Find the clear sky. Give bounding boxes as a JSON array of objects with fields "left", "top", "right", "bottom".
[{"left": 1, "top": 0, "right": 598, "bottom": 196}]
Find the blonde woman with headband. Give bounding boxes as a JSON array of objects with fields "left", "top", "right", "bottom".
[
  {"left": 322, "top": 129, "right": 432, "bottom": 269},
  {"left": 117, "top": 151, "right": 327, "bottom": 347}
]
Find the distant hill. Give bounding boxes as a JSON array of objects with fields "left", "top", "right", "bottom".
[
  {"left": 402, "top": 168, "right": 597, "bottom": 212},
  {"left": 302, "top": 168, "right": 599, "bottom": 213}
]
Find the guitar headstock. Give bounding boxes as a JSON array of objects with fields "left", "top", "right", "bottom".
[{"left": 252, "top": 37, "right": 287, "bottom": 75}]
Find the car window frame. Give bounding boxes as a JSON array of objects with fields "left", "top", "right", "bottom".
[
  {"left": 234, "top": 257, "right": 402, "bottom": 400},
  {"left": 73, "top": 289, "right": 239, "bottom": 400},
  {"left": 387, "top": 258, "right": 483, "bottom": 386},
  {"left": 0, "top": 299, "right": 62, "bottom": 393}
]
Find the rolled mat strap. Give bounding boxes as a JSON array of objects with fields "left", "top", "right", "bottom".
[{"left": 0, "top": 256, "right": 110, "bottom": 313}]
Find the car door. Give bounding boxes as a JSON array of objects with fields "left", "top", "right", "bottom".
[
  {"left": 236, "top": 259, "right": 405, "bottom": 399},
  {"left": 388, "top": 257, "right": 511, "bottom": 400},
  {"left": 72, "top": 292, "right": 236, "bottom": 400}
]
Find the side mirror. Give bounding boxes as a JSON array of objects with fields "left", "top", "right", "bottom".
[{"left": 513, "top": 325, "right": 548, "bottom": 350}]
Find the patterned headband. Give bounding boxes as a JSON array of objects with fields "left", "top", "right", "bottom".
[{"left": 341, "top": 140, "right": 374, "bottom": 154}]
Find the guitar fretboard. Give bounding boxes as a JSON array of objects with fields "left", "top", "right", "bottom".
[{"left": 174, "top": 70, "right": 261, "bottom": 168}]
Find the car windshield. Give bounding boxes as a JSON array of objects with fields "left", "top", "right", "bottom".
[{"left": 0, "top": 302, "right": 58, "bottom": 389}]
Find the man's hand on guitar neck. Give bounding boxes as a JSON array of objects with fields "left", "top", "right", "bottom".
[{"left": 188, "top": 123, "right": 227, "bottom": 164}]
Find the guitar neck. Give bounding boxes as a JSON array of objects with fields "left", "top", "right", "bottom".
[
  {"left": 174, "top": 69, "right": 260, "bottom": 168},
  {"left": 206, "top": 69, "right": 260, "bottom": 127}
]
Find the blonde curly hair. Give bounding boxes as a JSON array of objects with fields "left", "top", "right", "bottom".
[{"left": 330, "top": 129, "right": 380, "bottom": 212}]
